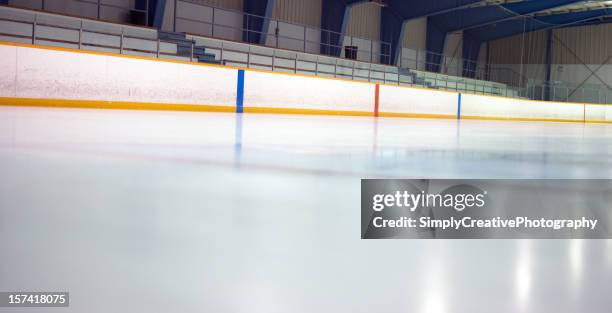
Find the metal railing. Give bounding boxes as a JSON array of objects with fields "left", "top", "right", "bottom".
[
  {"left": 0, "top": 11, "right": 188, "bottom": 60},
  {"left": 186, "top": 35, "right": 525, "bottom": 98}
]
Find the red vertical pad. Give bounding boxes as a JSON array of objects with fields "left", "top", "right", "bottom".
[{"left": 374, "top": 84, "right": 380, "bottom": 117}]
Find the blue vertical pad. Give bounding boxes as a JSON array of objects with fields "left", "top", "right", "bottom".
[
  {"left": 457, "top": 93, "right": 462, "bottom": 119},
  {"left": 236, "top": 69, "right": 244, "bottom": 113}
]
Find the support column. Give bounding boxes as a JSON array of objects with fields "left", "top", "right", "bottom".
[
  {"left": 134, "top": 0, "right": 151, "bottom": 26},
  {"left": 425, "top": 17, "right": 447, "bottom": 72},
  {"left": 544, "top": 29, "right": 553, "bottom": 100},
  {"left": 243, "top": 0, "right": 270, "bottom": 44},
  {"left": 485, "top": 42, "right": 490, "bottom": 80},
  {"left": 380, "top": 8, "right": 403, "bottom": 65},
  {"left": 147, "top": 0, "right": 167, "bottom": 29},
  {"left": 462, "top": 35, "right": 481, "bottom": 78},
  {"left": 259, "top": 0, "right": 276, "bottom": 45},
  {"left": 321, "top": 0, "right": 350, "bottom": 57}
]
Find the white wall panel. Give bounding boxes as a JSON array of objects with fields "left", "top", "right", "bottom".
[
  {"left": 16, "top": 46, "right": 109, "bottom": 100},
  {"left": 174, "top": 63, "right": 237, "bottom": 105},
  {"left": 106, "top": 56, "right": 181, "bottom": 103},
  {"left": 461, "top": 94, "right": 584, "bottom": 121},
  {"left": 585, "top": 104, "right": 612, "bottom": 122},
  {"left": 340, "top": 35, "right": 377, "bottom": 62},
  {"left": 107, "top": 57, "right": 236, "bottom": 104},
  {"left": 553, "top": 24, "right": 612, "bottom": 65},
  {"left": 264, "top": 0, "right": 322, "bottom": 52},
  {"left": 171, "top": 0, "right": 242, "bottom": 40},
  {"left": 265, "top": 20, "right": 307, "bottom": 51},
  {"left": 8, "top": 0, "right": 42, "bottom": 10},
  {"left": 402, "top": 17, "right": 426, "bottom": 50},
  {"left": 9, "top": 0, "right": 134, "bottom": 24},
  {"left": 494, "top": 63, "right": 546, "bottom": 85},
  {"left": 272, "top": 0, "right": 321, "bottom": 27},
  {"left": 489, "top": 30, "right": 548, "bottom": 65},
  {"left": 243, "top": 71, "right": 374, "bottom": 112},
  {"left": 177, "top": 1, "right": 214, "bottom": 22},
  {"left": 399, "top": 18, "right": 427, "bottom": 69},
  {"left": 11, "top": 44, "right": 237, "bottom": 106},
  {"left": 0, "top": 45, "right": 17, "bottom": 97},
  {"left": 346, "top": 2, "right": 380, "bottom": 41},
  {"left": 379, "top": 85, "right": 457, "bottom": 116}
]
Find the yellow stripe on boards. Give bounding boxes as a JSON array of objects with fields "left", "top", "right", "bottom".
[
  {"left": 378, "top": 112, "right": 457, "bottom": 119},
  {"left": 3, "top": 97, "right": 612, "bottom": 124},
  {"left": 461, "top": 115, "right": 585, "bottom": 123},
  {"left": 243, "top": 106, "right": 373, "bottom": 116},
  {"left": 584, "top": 120, "right": 612, "bottom": 124},
  {"left": 0, "top": 97, "right": 235, "bottom": 112}
]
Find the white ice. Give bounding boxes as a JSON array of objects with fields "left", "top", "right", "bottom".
[{"left": 0, "top": 106, "right": 611, "bottom": 313}]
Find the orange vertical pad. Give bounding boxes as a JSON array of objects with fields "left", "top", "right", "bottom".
[{"left": 374, "top": 84, "right": 380, "bottom": 117}]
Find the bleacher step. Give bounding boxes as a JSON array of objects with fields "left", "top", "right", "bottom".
[{"left": 159, "top": 31, "right": 222, "bottom": 64}]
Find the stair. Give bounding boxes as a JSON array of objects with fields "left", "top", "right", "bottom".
[{"left": 159, "top": 31, "right": 223, "bottom": 65}]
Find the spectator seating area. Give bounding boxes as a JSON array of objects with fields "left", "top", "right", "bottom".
[{"left": 0, "top": 4, "right": 521, "bottom": 98}]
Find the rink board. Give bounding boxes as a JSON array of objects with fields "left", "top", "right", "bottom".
[
  {"left": 242, "top": 70, "right": 374, "bottom": 115},
  {"left": 378, "top": 84, "right": 458, "bottom": 118},
  {"left": 0, "top": 42, "right": 610, "bottom": 123},
  {"left": 0, "top": 43, "right": 237, "bottom": 109},
  {"left": 584, "top": 104, "right": 612, "bottom": 123},
  {"left": 461, "top": 93, "right": 585, "bottom": 123}
]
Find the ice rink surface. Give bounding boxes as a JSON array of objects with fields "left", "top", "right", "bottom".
[{"left": 0, "top": 105, "right": 611, "bottom": 313}]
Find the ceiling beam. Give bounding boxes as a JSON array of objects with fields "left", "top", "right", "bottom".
[
  {"left": 429, "top": 0, "right": 584, "bottom": 33},
  {"left": 425, "top": 0, "right": 583, "bottom": 73},
  {"left": 466, "top": 8, "right": 612, "bottom": 42},
  {"left": 461, "top": 8, "right": 612, "bottom": 77},
  {"left": 386, "top": 0, "right": 483, "bottom": 20}
]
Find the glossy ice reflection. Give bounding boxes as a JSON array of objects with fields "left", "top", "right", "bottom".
[{"left": 0, "top": 106, "right": 611, "bottom": 313}]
